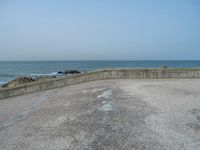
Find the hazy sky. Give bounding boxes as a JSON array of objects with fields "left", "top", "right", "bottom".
[{"left": 0, "top": 0, "right": 200, "bottom": 61}]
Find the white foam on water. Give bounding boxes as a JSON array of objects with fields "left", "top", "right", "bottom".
[
  {"left": 30, "top": 72, "right": 60, "bottom": 77},
  {"left": 97, "top": 90, "right": 112, "bottom": 99},
  {"left": 0, "top": 81, "right": 6, "bottom": 85}
]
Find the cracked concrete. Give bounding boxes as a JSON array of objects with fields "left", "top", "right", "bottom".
[{"left": 0, "top": 79, "right": 200, "bottom": 150}]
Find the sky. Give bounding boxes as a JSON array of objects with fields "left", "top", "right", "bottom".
[{"left": 0, "top": 0, "right": 200, "bottom": 61}]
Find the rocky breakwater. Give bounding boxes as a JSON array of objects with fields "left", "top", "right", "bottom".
[
  {"left": 1, "top": 76, "right": 58, "bottom": 88},
  {"left": 57, "top": 70, "right": 81, "bottom": 75},
  {"left": 1, "top": 70, "right": 81, "bottom": 88},
  {"left": 1, "top": 77, "right": 36, "bottom": 88}
]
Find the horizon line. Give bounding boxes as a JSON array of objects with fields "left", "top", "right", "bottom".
[{"left": 0, "top": 59, "right": 200, "bottom": 62}]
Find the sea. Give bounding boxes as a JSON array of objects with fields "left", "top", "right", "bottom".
[{"left": 0, "top": 60, "right": 200, "bottom": 85}]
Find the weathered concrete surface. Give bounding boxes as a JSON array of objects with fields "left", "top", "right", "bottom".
[
  {"left": 0, "top": 79, "right": 200, "bottom": 150},
  {"left": 1, "top": 68, "right": 200, "bottom": 99}
]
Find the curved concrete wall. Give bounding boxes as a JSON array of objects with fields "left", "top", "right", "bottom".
[{"left": 1, "top": 68, "right": 200, "bottom": 99}]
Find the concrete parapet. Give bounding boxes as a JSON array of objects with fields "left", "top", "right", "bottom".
[{"left": 1, "top": 68, "right": 200, "bottom": 99}]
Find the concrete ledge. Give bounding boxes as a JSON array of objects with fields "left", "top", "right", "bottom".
[{"left": 1, "top": 68, "right": 200, "bottom": 99}]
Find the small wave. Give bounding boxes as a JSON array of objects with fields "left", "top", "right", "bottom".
[
  {"left": 0, "top": 81, "right": 7, "bottom": 85},
  {"left": 50, "top": 72, "right": 59, "bottom": 75},
  {"left": 30, "top": 72, "right": 62, "bottom": 77}
]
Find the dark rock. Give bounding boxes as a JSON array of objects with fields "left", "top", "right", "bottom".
[
  {"left": 64, "top": 70, "right": 81, "bottom": 75},
  {"left": 57, "top": 71, "right": 63, "bottom": 74},
  {"left": 2, "top": 77, "right": 35, "bottom": 88}
]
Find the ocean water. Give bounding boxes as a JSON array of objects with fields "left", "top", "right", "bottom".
[{"left": 0, "top": 60, "right": 200, "bottom": 85}]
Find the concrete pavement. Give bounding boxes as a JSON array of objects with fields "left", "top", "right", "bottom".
[{"left": 0, "top": 79, "right": 200, "bottom": 150}]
